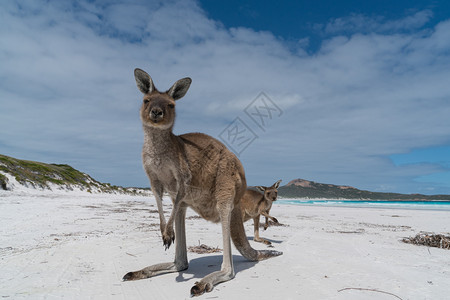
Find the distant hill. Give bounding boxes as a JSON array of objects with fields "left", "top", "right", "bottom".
[
  {"left": 2, "top": 153, "right": 449, "bottom": 200},
  {"left": 0, "top": 154, "right": 148, "bottom": 195},
  {"left": 278, "top": 178, "right": 450, "bottom": 201}
]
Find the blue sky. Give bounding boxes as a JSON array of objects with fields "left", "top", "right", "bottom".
[
  {"left": 200, "top": 0, "right": 450, "bottom": 52},
  {"left": 1, "top": 0, "right": 450, "bottom": 194}
]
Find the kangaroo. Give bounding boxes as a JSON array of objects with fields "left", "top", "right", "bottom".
[
  {"left": 241, "top": 180, "right": 282, "bottom": 245},
  {"left": 122, "top": 68, "right": 282, "bottom": 296}
]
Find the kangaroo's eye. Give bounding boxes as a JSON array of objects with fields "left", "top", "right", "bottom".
[
  {"left": 168, "top": 103, "right": 175, "bottom": 108},
  {"left": 144, "top": 99, "right": 150, "bottom": 104}
]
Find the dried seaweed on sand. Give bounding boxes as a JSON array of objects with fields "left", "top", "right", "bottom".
[
  {"left": 188, "top": 244, "right": 222, "bottom": 254},
  {"left": 402, "top": 233, "right": 450, "bottom": 249}
]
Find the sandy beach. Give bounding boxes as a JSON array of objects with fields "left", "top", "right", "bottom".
[{"left": 1, "top": 191, "right": 449, "bottom": 299}]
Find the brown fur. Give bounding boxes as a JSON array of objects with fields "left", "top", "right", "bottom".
[
  {"left": 122, "top": 68, "right": 282, "bottom": 296},
  {"left": 241, "top": 180, "right": 282, "bottom": 245}
]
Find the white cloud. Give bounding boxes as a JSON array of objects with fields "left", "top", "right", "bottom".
[
  {"left": 1, "top": 1, "right": 450, "bottom": 193},
  {"left": 324, "top": 10, "right": 433, "bottom": 34}
]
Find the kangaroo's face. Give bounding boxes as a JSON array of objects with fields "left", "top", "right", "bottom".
[
  {"left": 134, "top": 68, "right": 191, "bottom": 129},
  {"left": 264, "top": 187, "right": 278, "bottom": 202},
  {"left": 256, "top": 179, "right": 282, "bottom": 202},
  {"left": 140, "top": 93, "right": 176, "bottom": 129}
]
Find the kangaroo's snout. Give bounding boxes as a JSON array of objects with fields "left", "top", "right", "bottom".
[{"left": 150, "top": 107, "right": 164, "bottom": 121}]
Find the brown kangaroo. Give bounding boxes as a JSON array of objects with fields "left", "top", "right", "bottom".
[
  {"left": 122, "top": 68, "right": 282, "bottom": 296},
  {"left": 241, "top": 180, "right": 282, "bottom": 245}
]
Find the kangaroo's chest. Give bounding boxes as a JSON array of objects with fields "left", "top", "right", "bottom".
[
  {"left": 264, "top": 201, "right": 273, "bottom": 212},
  {"left": 143, "top": 154, "right": 178, "bottom": 190},
  {"left": 256, "top": 200, "right": 272, "bottom": 215}
]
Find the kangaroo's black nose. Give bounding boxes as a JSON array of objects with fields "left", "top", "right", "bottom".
[{"left": 151, "top": 108, "right": 163, "bottom": 118}]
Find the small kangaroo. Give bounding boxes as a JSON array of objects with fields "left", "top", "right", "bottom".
[
  {"left": 241, "top": 180, "right": 282, "bottom": 245},
  {"left": 122, "top": 68, "right": 282, "bottom": 296}
]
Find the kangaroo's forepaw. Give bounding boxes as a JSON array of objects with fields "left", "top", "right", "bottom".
[
  {"left": 190, "top": 281, "right": 212, "bottom": 297},
  {"left": 162, "top": 227, "right": 175, "bottom": 250},
  {"left": 272, "top": 217, "right": 279, "bottom": 223},
  {"left": 263, "top": 224, "right": 268, "bottom": 230},
  {"left": 163, "top": 234, "right": 175, "bottom": 250}
]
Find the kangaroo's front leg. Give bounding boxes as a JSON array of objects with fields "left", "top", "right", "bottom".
[
  {"left": 162, "top": 183, "right": 186, "bottom": 250},
  {"left": 261, "top": 211, "right": 278, "bottom": 226},
  {"left": 123, "top": 205, "right": 188, "bottom": 281},
  {"left": 151, "top": 181, "right": 167, "bottom": 238},
  {"left": 253, "top": 216, "right": 271, "bottom": 245}
]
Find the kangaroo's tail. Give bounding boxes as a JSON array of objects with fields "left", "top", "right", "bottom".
[{"left": 230, "top": 204, "right": 283, "bottom": 261}]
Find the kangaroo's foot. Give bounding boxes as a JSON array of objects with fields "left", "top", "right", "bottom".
[
  {"left": 123, "top": 261, "right": 188, "bottom": 281},
  {"left": 190, "top": 281, "right": 213, "bottom": 297},
  {"left": 254, "top": 237, "right": 272, "bottom": 245},
  {"left": 123, "top": 270, "right": 146, "bottom": 281},
  {"left": 162, "top": 225, "right": 175, "bottom": 250},
  {"left": 256, "top": 249, "right": 283, "bottom": 260},
  {"left": 262, "top": 239, "right": 272, "bottom": 245},
  {"left": 190, "top": 269, "right": 235, "bottom": 297}
]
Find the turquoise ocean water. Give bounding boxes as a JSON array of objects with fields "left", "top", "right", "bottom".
[{"left": 278, "top": 199, "right": 450, "bottom": 211}]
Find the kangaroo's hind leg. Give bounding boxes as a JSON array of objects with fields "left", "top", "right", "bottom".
[
  {"left": 123, "top": 204, "right": 189, "bottom": 281},
  {"left": 190, "top": 193, "right": 236, "bottom": 296}
]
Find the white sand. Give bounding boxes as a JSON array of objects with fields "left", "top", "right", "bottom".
[{"left": 1, "top": 190, "right": 449, "bottom": 299}]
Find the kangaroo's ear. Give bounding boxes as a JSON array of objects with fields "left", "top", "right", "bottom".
[
  {"left": 273, "top": 179, "right": 282, "bottom": 189},
  {"left": 255, "top": 186, "right": 266, "bottom": 192},
  {"left": 134, "top": 68, "right": 154, "bottom": 94},
  {"left": 167, "top": 77, "right": 192, "bottom": 100}
]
